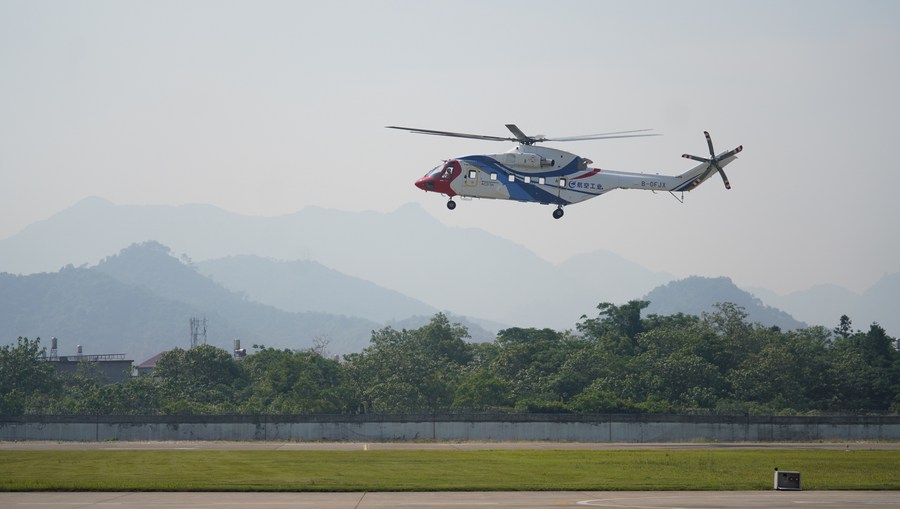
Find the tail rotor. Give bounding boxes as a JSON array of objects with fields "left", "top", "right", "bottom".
[{"left": 682, "top": 131, "right": 742, "bottom": 190}]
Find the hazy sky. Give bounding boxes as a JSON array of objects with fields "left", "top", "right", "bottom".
[{"left": 2, "top": 0, "right": 898, "bottom": 295}]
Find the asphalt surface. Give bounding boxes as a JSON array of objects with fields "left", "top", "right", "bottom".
[{"left": 2, "top": 491, "right": 900, "bottom": 508}]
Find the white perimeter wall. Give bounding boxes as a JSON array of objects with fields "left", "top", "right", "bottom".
[{"left": 2, "top": 416, "right": 899, "bottom": 442}]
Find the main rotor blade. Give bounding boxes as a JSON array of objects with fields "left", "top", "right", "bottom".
[
  {"left": 385, "top": 126, "right": 513, "bottom": 143},
  {"left": 388, "top": 125, "right": 660, "bottom": 144},
  {"left": 547, "top": 129, "right": 659, "bottom": 142},
  {"left": 505, "top": 124, "right": 531, "bottom": 143}
]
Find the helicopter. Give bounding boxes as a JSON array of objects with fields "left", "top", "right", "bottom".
[{"left": 387, "top": 124, "right": 743, "bottom": 219}]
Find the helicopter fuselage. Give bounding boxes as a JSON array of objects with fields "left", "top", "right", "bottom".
[
  {"left": 415, "top": 144, "right": 707, "bottom": 207},
  {"left": 394, "top": 124, "right": 742, "bottom": 219}
]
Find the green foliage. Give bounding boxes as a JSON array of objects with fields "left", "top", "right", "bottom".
[
  {"left": 491, "top": 327, "right": 583, "bottom": 406},
  {"left": 2, "top": 305, "right": 898, "bottom": 416},
  {"left": 0, "top": 337, "right": 57, "bottom": 414},
  {"left": 240, "top": 346, "right": 347, "bottom": 414},
  {"left": 451, "top": 370, "right": 511, "bottom": 411},
  {"left": 577, "top": 300, "right": 649, "bottom": 355},
  {"left": 343, "top": 313, "right": 472, "bottom": 413},
  {"left": 153, "top": 345, "right": 248, "bottom": 414}
]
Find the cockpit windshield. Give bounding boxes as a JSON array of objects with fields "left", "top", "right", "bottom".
[{"left": 425, "top": 160, "right": 460, "bottom": 180}]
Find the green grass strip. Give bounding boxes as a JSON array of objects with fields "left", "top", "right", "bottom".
[{"left": 2, "top": 449, "right": 899, "bottom": 491}]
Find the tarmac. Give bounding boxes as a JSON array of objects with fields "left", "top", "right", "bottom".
[{"left": 2, "top": 490, "right": 900, "bottom": 508}]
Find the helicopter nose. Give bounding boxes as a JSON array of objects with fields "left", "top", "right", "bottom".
[{"left": 415, "top": 177, "right": 435, "bottom": 191}]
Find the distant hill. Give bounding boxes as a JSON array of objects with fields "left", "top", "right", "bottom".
[
  {"left": 557, "top": 250, "right": 675, "bottom": 305},
  {"left": 0, "top": 266, "right": 199, "bottom": 362},
  {"left": 861, "top": 272, "right": 900, "bottom": 329},
  {"left": 1, "top": 242, "right": 387, "bottom": 360},
  {"left": 0, "top": 198, "right": 676, "bottom": 329},
  {"left": 5, "top": 197, "right": 894, "bottom": 337},
  {"left": 749, "top": 284, "right": 858, "bottom": 331},
  {"left": 195, "top": 255, "right": 502, "bottom": 341},
  {"left": 643, "top": 276, "right": 807, "bottom": 331},
  {"left": 747, "top": 272, "right": 900, "bottom": 336},
  {"left": 197, "top": 255, "right": 438, "bottom": 323},
  {"left": 384, "top": 314, "right": 501, "bottom": 344}
]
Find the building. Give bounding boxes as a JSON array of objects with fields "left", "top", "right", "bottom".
[
  {"left": 47, "top": 353, "right": 134, "bottom": 384},
  {"left": 135, "top": 352, "right": 166, "bottom": 377}
]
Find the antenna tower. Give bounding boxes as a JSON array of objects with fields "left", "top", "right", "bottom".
[
  {"left": 48, "top": 336, "right": 59, "bottom": 361},
  {"left": 189, "top": 317, "right": 208, "bottom": 349}
]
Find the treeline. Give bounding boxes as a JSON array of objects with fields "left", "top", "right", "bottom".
[{"left": 2, "top": 302, "right": 899, "bottom": 416}]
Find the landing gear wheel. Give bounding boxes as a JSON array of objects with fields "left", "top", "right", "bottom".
[
  {"left": 553, "top": 207, "right": 564, "bottom": 219},
  {"left": 447, "top": 200, "right": 457, "bottom": 210}
]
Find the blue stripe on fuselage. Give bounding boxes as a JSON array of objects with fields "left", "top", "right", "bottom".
[{"left": 459, "top": 155, "right": 571, "bottom": 205}]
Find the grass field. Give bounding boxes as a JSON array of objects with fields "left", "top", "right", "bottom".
[{"left": 2, "top": 449, "right": 900, "bottom": 491}]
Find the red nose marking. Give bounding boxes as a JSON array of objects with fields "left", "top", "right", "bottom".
[{"left": 415, "top": 177, "right": 435, "bottom": 191}]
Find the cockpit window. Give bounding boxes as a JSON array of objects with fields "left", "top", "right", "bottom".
[{"left": 439, "top": 160, "right": 460, "bottom": 179}]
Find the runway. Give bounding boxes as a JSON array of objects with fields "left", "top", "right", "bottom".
[{"left": 2, "top": 490, "right": 900, "bottom": 508}]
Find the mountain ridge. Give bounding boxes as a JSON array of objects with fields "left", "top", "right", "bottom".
[
  {"left": 196, "top": 255, "right": 439, "bottom": 323},
  {"left": 0, "top": 197, "right": 679, "bottom": 329},
  {"left": 1, "top": 197, "right": 897, "bottom": 337},
  {"left": 644, "top": 276, "right": 807, "bottom": 331}
]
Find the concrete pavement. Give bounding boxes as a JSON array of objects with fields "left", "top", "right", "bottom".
[{"left": 2, "top": 490, "right": 900, "bottom": 508}]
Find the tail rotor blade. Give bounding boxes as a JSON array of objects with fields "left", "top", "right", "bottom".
[
  {"left": 704, "top": 131, "right": 716, "bottom": 158},
  {"left": 685, "top": 131, "right": 741, "bottom": 190},
  {"left": 718, "top": 167, "right": 732, "bottom": 190},
  {"left": 682, "top": 154, "right": 710, "bottom": 163},
  {"left": 718, "top": 145, "right": 743, "bottom": 160}
]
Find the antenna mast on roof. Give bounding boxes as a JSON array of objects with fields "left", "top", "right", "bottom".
[{"left": 189, "top": 317, "right": 207, "bottom": 349}]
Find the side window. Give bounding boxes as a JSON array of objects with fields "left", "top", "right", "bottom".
[
  {"left": 559, "top": 178, "right": 567, "bottom": 187},
  {"left": 538, "top": 177, "right": 546, "bottom": 185},
  {"left": 508, "top": 175, "right": 515, "bottom": 182},
  {"left": 468, "top": 169, "right": 477, "bottom": 179},
  {"left": 490, "top": 173, "right": 497, "bottom": 181}
]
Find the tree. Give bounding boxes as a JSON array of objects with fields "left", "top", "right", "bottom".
[
  {"left": 491, "top": 327, "right": 581, "bottom": 406},
  {"left": 153, "top": 345, "right": 247, "bottom": 413},
  {"left": 701, "top": 303, "right": 762, "bottom": 373},
  {"left": 726, "top": 327, "right": 830, "bottom": 413},
  {"left": 855, "top": 323, "right": 895, "bottom": 368},
  {"left": 579, "top": 301, "right": 649, "bottom": 339},
  {"left": 46, "top": 361, "right": 107, "bottom": 414},
  {"left": 343, "top": 314, "right": 472, "bottom": 413},
  {"left": 0, "top": 337, "right": 58, "bottom": 414},
  {"left": 240, "top": 346, "right": 347, "bottom": 414},
  {"left": 834, "top": 314, "right": 855, "bottom": 338},
  {"left": 451, "top": 369, "right": 511, "bottom": 412},
  {"left": 828, "top": 323, "right": 897, "bottom": 412}
]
